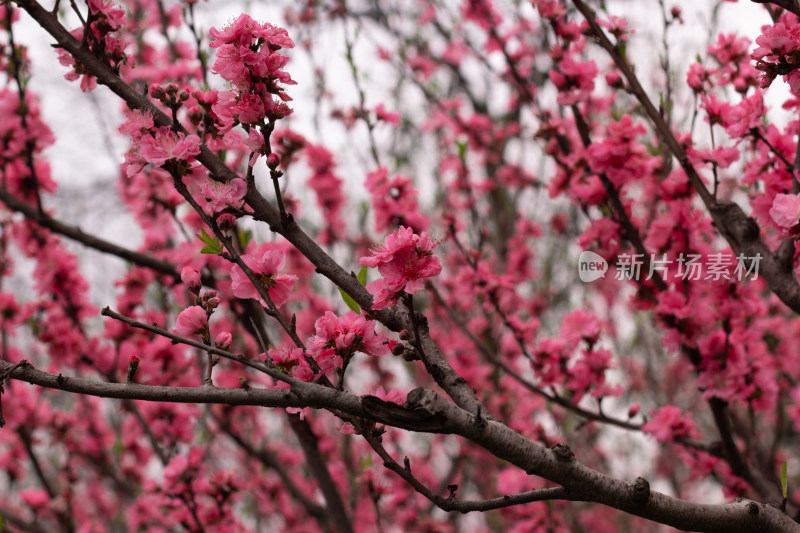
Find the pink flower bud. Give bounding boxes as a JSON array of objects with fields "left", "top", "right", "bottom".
[
  {"left": 217, "top": 213, "right": 237, "bottom": 231},
  {"left": 181, "top": 267, "right": 202, "bottom": 293},
  {"left": 205, "top": 297, "right": 220, "bottom": 311},
  {"left": 173, "top": 306, "right": 207, "bottom": 336},
  {"left": 267, "top": 153, "right": 280, "bottom": 170},
  {"left": 150, "top": 84, "right": 165, "bottom": 99},
  {"left": 215, "top": 331, "right": 232, "bottom": 351}
]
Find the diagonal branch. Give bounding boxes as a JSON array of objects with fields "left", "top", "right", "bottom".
[
  {"left": 361, "top": 425, "right": 577, "bottom": 512},
  {"left": 14, "top": 0, "right": 484, "bottom": 418},
  {"left": 209, "top": 411, "right": 330, "bottom": 525},
  {"left": 0, "top": 187, "right": 181, "bottom": 281},
  {"left": 572, "top": 0, "right": 800, "bottom": 315}
]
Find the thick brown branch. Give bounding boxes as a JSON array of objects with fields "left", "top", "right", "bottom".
[{"left": 3, "top": 360, "right": 799, "bottom": 531}]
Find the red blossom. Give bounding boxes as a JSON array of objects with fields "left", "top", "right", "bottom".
[{"left": 360, "top": 226, "right": 442, "bottom": 309}]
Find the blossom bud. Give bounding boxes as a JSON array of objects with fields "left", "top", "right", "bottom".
[
  {"left": 204, "top": 297, "right": 220, "bottom": 312},
  {"left": 181, "top": 267, "right": 202, "bottom": 293},
  {"left": 215, "top": 331, "right": 232, "bottom": 351},
  {"left": 217, "top": 213, "right": 237, "bottom": 231},
  {"left": 150, "top": 84, "right": 166, "bottom": 100},
  {"left": 267, "top": 153, "right": 280, "bottom": 170},
  {"left": 605, "top": 71, "right": 624, "bottom": 89},
  {"left": 126, "top": 354, "right": 139, "bottom": 383},
  {"left": 202, "top": 289, "right": 217, "bottom": 302},
  {"left": 179, "top": 90, "right": 190, "bottom": 102}
]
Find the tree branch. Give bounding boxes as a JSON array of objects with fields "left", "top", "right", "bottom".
[
  {"left": 0, "top": 186, "right": 181, "bottom": 281},
  {"left": 13, "top": 0, "right": 484, "bottom": 418},
  {"left": 3, "top": 359, "right": 800, "bottom": 531},
  {"left": 573, "top": 0, "right": 800, "bottom": 315}
]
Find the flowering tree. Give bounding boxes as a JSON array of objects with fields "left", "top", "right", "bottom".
[{"left": 5, "top": 0, "right": 800, "bottom": 531}]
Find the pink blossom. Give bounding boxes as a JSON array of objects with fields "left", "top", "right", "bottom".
[
  {"left": 209, "top": 15, "right": 294, "bottom": 90},
  {"left": 57, "top": 29, "right": 99, "bottom": 91},
  {"left": 209, "top": 14, "right": 262, "bottom": 48},
  {"left": 642, "top": 406, "right": 700, "bottom": 443},
  {"left": 119, "top": 109, "right": 154, "bottom": 140},
  {"left": 375, "top": 104, "right": 400, "bottom": 125},
  {"left": 267, "top": 346, "right": 314, "bottom": 381},
  {"left": 688, "top": 145, "right": 740, "bottom": 169},
  {"left": 769, "top": 193, "right": 800, "bottom": 229},
  {"left": 723, "top": 92, "right": 764, "bottom": 139},
  {"left": 549, "top": 56, "right": 597, "bottom": 106},
  {"left": 201, "top": 179, "right": 247, "bottom": 215},
  {"left": 181, "top": 267, "right": 201, "bottom": 292},
  {"left": 598, "top": 16, "right": 633, "bottom": 41},
  {"left": 307, "top": 311, "right": 388, "bottom": 366},
  {"left": 19, "top": 488, "right": 49, "bottom": 509},
  {"left": 173, "top": 306, "right": 208, "bottom": 336},
  {"left": 360, "top": 226, "right": 441, "bottom": 309},
  {"left": 139, "top": 127, "right": 201, "bottom": 166},
  {"left": 686, "top": 63, "right": 710, "bottom": 93},
  {"left": 88, "top": 0, "right": 126, "bottom": 31},
  {"left": 230, "top": 249, "right": 297, "bottom": 307},
  {"left": 372, "top": 386, "right": 405, "bottom": 405},
  {"left": 214, "top": 331, "right": 232, "bottom": 351},
  {"left": 183, "top": 169, "right": 247, "bottom": 215},
  {"left": 365, "top": 167, "right": 428, "bottom": 233},
  {"left": 305, "top": 145, "right": 345, "bottom": 244},
  {"left": 560, "top": 309, "right": 602, "bottom": 346},
  {"left": 752, "top": 23, "right": 799, "bottom": 61},
  {"left": 339, "top": 422, "right": 357, "bottom": 434}
]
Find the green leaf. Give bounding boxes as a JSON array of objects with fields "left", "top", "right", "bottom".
[
  {"left": 782, "top": 461, "right": 788, "bottom": 499},
  {"left": 339, "top": 287, "right": 360, "bottom": 314},
  {"left": 196, "top": 228, "right": 223, "bottom": 255},
  {"left": 456, "top": 140, "right": 468, "bottom": 161},
  {"left": 338, "top": 267, "right": 368, "bottom": 314}
]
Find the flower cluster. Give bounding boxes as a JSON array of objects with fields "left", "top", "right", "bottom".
[
  {"left": 365, "top": 167, "right": 429, "bottom": 233},
  {"left": 230, "top": 248, "right": 297, "bottom": 307},
  {"left": 642, "top": 406, "right": 701, "bottom": 443},
  {"left": 209, "top": 14, "right": 296, "bottom": 127},
  {"left": 304, "top": 145, "right": 345, "bottom": 244},
  {"left": 56, "top": 1, "right": 128, "bottom": 92},
  {"left": 360, "top": 226, "right": 441, "bottom": 309},
  {"left": 267, "top": 346, "right": 314, "bottom": 382},
  {"left": 306, "top": 311, "right": 388, "bottom": 372},
  {"left": 183, "top": 167, "right": 247, "bottom": 216},
  {"left": 752, "top": 15, "right": 800, "bottom": 92}
]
